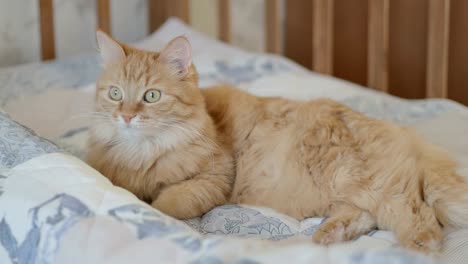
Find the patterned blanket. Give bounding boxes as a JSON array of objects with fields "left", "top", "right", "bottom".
[{"left": 1, "top": 18, "right": 467, "bottom": 263}]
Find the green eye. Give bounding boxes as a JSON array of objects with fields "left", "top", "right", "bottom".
[
  {"left": 143, "top": 89, "right": 161, "bottom": 103},
  {"left": 108, "top": 86, "right": 123, "bottom": 101}
]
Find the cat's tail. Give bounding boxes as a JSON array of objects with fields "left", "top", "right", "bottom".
[{"left": 422, "top": 147, "right": 468, "bottom": 228}]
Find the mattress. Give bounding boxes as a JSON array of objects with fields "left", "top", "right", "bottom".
[{"left": 1, "top": 18, "right": 468, "bottom": 264}]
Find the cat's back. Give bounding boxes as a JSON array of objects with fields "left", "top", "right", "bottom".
[
  {"left": 201, "top": 85, "right": 364, "bottom": 145},
  {"left": 202, "top": 85, "right": 355, "bottom": 123},
  {"left": 213, "top": 90, "right": 393, "bottom": 218}
]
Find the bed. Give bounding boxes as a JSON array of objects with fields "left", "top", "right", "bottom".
[{"left": 1, "top": 2, "right": 468, "bottom": 264}]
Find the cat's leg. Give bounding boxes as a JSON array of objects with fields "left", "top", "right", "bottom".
[
  {"left": 376, "top": 197, "right": 443, "bottom": 252},
  {"left": 151, "top": 176, "right": 230, "bottom": 219},
  {"left": 313, "top": 204, "right": 376, "bottom": 245}
]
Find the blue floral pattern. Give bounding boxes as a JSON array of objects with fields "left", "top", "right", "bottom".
[
  {"left": 0, "top": 54, "right": 100, "bottom": 107},
  {"left": 0, "top": 194, "right": 92, "bottom": 264},
  {"left": 198, "top": 57, "right": 294, "bottom": 85},
  {"left": 0, "top": 192, "right": 432, "bottom": 264},
  {"left": 0, "top": 112, "right": 61, "bottom": 170},
  {"left": 200, "top": 205, "right": 296, "bottom": 240}
]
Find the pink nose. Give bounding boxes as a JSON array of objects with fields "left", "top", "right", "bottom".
[{"left": 121, "top": 114, "right": 136, "bottom": 124}]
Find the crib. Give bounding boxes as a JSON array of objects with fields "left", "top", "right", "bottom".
[{"left": 37, "top": 0, "right": 468, "bottom": 105}]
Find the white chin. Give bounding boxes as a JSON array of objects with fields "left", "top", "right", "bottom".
[
  {"left": 118, "top": 123, "right": 135, "bottom": 129},
  {"left": 118, "top": 125, "right": 139, "bottom": 135}
]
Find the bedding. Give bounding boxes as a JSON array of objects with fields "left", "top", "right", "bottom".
[
  {"left": 0, "top": 111, "right": 435, "bottom": 264},
  {"left": 0, "top": 18, "right": 468, "bottom": 263}
]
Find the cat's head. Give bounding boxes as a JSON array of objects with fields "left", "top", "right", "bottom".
[{"left": 92, "top": 31, "right": 205, "bottom": 146}]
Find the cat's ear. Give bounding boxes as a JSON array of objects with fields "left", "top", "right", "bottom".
[
  {"left": 96, "top": 30, "right": 126, "bottom": 67},
  {"left": 158, "top": 36, "right": 192, "bottom": 77}
]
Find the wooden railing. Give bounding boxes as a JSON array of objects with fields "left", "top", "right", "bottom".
[{"left": 37, "top": 0, "right": 467, "bottom": 104}]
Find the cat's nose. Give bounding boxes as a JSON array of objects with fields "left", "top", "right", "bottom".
[{"left": 121, "top": 114, "right": 136, "bottom": 124}]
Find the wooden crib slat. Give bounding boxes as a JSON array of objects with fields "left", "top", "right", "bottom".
[
  {"left": 265, "top": 0, "right": 282, "bottom": 54},
  {"left": 367, "top": 0, "right": 389, "bottom": 92},
  {"left": 312, "top": 0, "right": 334, "bottom": 75},
  {"left": 97, "top": 0, "right": 111, "bottom": 34},
  {"left": 39, "top": 0, "right": 55, "bottom": 60},
  {"left": 149, "top": 0, "right": 189, "bottom": 32},
  {"left": 284, "top": 0, "right": 313, "bottom": 68},
  {"left": 167, "top": 0, "right": 190, "bottom": 23},
  {"left": 426, "top": 0, "right": 450, "bottom": 98},
  {"left": 148, "top": 0, "right": 167, "bottom": 32},
  {"left": 218, "top": 0, "right": 231, "bottom": 42}
]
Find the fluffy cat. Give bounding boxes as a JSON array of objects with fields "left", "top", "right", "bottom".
[
  {"left": 202, "top": 85, "right": 468, "bottom": 253},
  {"left": 87, "top": 31, "right": 234, "bottom": 219},
  {"left": 88, "top": 33, "right": 468, "bottom": 253}
]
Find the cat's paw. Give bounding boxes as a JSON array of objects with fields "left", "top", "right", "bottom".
[
  {"left": 313, "top": 220, "right": 348, "bottom": 245},
  {"left": 151, "top": 189, "right": 202, "bottom": 219},
  {"left": 151, "top": 197, "right": 177, "bottom": 218},
  {"left": 400, "top": 229, "right": 442, "bottom": 253}
]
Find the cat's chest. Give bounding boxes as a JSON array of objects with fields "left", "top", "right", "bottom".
[{"left": 102, "top": 144, "right": 201, "bottom": 200}]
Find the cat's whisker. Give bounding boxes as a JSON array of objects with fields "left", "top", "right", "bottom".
[{"left": 69, "top": 112, "right": 111, "bottom": 121}]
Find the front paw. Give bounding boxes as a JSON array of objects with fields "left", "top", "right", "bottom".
[
  {"left": 313, "top": 220, "right": 347, "bottom": 245},
  {"left": 151, "top": 191, "right": 202, "bottom": 219},
  {"left": 399, "top": 229, "right": 442, "bottom": 253}
]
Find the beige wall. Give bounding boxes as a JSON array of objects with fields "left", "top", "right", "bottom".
[{"left": 0, "top": 0, "right": 266, "bottom": 68}]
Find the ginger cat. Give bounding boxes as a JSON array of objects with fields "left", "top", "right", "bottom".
[
  {"left": 87, "top": 33, "right": 468, "bottom": 253},
  {"left": 87, "top": 31, "right": 234, "bottom": 219},
  {"left": 202, "top": 85, "right": 468, "bottom": 253}
]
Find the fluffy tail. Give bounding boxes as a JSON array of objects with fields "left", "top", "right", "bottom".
[
  {"left": 422, "top": 150, "right": 468, "bottom": 228},
  {"left": 419, "top": 138, "right": 468, "bottom": 229}
]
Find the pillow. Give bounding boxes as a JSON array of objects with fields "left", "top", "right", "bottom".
[{"left": 0, "top": 111, "right": 61, "bottom": 171}]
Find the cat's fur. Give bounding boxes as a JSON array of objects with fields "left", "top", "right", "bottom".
[
  {"left": 87, "top": 31, "right": 234, "bottom": 219},
  {"left": 202, "top": 85, "right": 468, "bottom": 252},
  {"left": 88, "top": 33, "right": 468, "bottom": 252}
]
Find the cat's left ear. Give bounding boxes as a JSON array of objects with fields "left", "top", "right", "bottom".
[
  {"left": 158, "top": 36, "right": 192, "bottom": 77},
  {"left": 96, "top": 30, "right": 126, "bottom": 67}
]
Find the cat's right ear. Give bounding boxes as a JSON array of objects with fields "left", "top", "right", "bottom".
[
  {"left": 158, "top": 36, "right": 192, "bottom": 78},
  {"left": 96, "top": 30, "right": 126, "bottom": 67}
]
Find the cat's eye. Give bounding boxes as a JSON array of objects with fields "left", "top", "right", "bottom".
[
  {"left": 108, "top": 86, "right": 123, "bottom": 101},
  {"left": 143, "top": 89, "right": 161, "bottom": 103}
]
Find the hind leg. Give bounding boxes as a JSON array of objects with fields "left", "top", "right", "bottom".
[
  {"left": 376, "top": 197, "right": 443, "bottom": 252},
  {"left": 313, "top": 204, "right": 377, "bottom": 245}
]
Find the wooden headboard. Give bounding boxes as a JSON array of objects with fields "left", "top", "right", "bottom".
[{"left": 37, "top": 0, "right": 468, "bottom": 105}]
